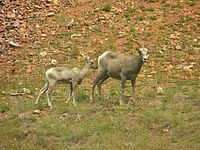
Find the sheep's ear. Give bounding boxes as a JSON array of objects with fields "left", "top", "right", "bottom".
[{"left": 136, "top": 47, "right": 140, "bottom": 53}]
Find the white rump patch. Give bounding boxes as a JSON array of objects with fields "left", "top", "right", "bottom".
[{"left": 98, "top": 51, "right": 110, "bottom": 68}]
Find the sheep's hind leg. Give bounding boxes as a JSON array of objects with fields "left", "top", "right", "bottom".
[
  {"left": 65, "top": 83, "right": 73, "bottom": 104},
  {"left": 97, "top": 73, "right": 109, "bottom": 100},
  {"left": 90, "top": 69, "right": 106, "bottom": 102},
  {"left": 46, "top": 81, "right": 56, "bottom": 109}
]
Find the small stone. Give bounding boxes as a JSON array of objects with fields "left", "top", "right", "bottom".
[
  {"left": 46, "top": 12, "right": 55, "bottom": 17},
  {"left": 156, "top": 86, "right": 164, "bottom": 93},
  {"left": 59, "top": 113, "right": 70, "bottom": 119},
  {"left": 188, "top": 55, "right": 194, "bottom": 61},
  {"left": 8, "top": 41, "right": 20, "bottom": 47},
  {"left": 50, "top": 59, "right": 57, "bottom": 66},
  {"left": 175, "top": 45, "right": 181, "bottom": 50},
  {"left": 173, "top": 92, "right": 184, "bottom": 100},
  {"left": 40, "top": 51, "right": 47, "bottom": 57},
  {"left": 193, "top": 39, "right": 198, "bottom": 42},
  {"left": 0, "top": 26, "right": 6, "bottom": 32},
  {"left": 76, "top": 113, "right": 82, "bottom": 121},
  {"left": 0, "top": 70, "right": 5, "bottom": 78},
  {"left": 0, "top": 97, "right": 6, "bottom": 101},
  {"left": 33, "top": 109, "right": 41, "bottom": 114},
  {"left": 185, "top": 68, "right": 194, "bottom": 75},
  {"left": 41, "top": 34, "right": 47, "bottom": 37},
  {"left": 71, "top": 34, "right": 82, "bottom": 39},
  {"left": 0, "top": 47, "right": 3, "bottom": 53},
  {"left": 11, "top": 66, "right": 20, "bottom": 73},
  {"left": 7, "top": 12, "right": 15, "bottom": 18}
]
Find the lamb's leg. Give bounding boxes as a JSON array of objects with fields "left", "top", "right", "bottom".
[
  {"left": 120, "top": 78, "right": 126, "bottom": 106},
  {"left": 46, "top": 81, "right": 56, "bottom": 109},
  {"left": 97, "top": 73, "right": 109, "bottom": 100},
  {"left": 72, "top": 83, "right": 78, "bottom": 106},
  {"left": 131, "top": 78, "right": 136, "bottom": 99},
  {"left": 90, "top": 69, "right": 106, "bottom": 102},
  {"left": 35, "top": 83, "right": 48, "bottom": 104},
  {"left": 65, "top": 83, "right": 73, "bottom": 104}
]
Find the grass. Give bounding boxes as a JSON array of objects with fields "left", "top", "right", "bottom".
[{"left": 1, "top": 67, "right": 199, "bottom": 149}]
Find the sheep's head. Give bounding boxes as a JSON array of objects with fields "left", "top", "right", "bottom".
[
  {"left": 133, "top": 40, "right": 149, "bottom": 62},
  {"left": 136, "top": 47, "right": 149, "bottom": 62},
  {"left": 84, "top": 56, "right": 98, "bottom": 69}
]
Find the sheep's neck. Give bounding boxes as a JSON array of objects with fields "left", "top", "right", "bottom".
[
  {"left": 80, "top": 64, "right": 90, "bottom": 79},
  {"left": 138, "top": 55, "right": 143, "bottom": 64},
  {"left": 136, "top": 55, "right": 143, "bottom": 72}
]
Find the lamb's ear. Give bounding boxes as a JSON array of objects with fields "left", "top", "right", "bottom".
[{"left": 84, "top": 56, "right": 89, "bottom": 61}]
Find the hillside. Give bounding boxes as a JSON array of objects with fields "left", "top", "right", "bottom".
[{"left": 0, "top": 0, "right": 200, "bottom": 149}]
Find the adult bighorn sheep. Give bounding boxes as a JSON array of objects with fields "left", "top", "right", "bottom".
[
  {"left": 90, "top": 40, "right": 149, "bottom": 105},
  {"left": 35, "top": 56, "right": 97, "bottom": 109}
]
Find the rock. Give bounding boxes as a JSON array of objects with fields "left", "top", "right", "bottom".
[
  {"left": 41, "top": 34, "right": 47, "bottom": 37},
  {"left": 67, "top": 19, "right": 74, "bottom": 29},
  {"left": 11, "top": 66, "right": 20, "bottom": 73},
  {"left": 50, "top": 59, "right": 57, "bottom": 66},
  {"left": 156, "top": 86, "right": 164, "bottom": 93},
  {"left": 76, "top": 113, "right": 83, "bottom": 121},
  {"left": 193, "top": 39, "right": 198, "bottom": 42},
  {"left": 0, "top": 70, "right": 5, "bottom": 77},
  {"left": 40, "top": 51, "right": 47, "bottom": 57},
  {"left": 185, "top": 68, "right": 194, "bottom": 75},
  {"left": 0, "top": 26, "right": 6, "bottom": 32},
  {"left": 23, "top": 88, "right": 31, "bottom": 94},
  {"left": 0, "top": 47, "right": 3, "bottom": 53},
  {"left": 71, "top": 33, "right": 82, "bottom": 39},
  {"left": 0, "top": 97, "right": 6, "bottom": 101},
  {"left": 175, "top": 45, "right": 181, "bottom": 50},
  {"left": 183, "top": 64, "right": 194, "bottom": 70},
  {"left": 59, "top": 113, "right": 70, "bottom": 119},
  {"left": 7, "top": 12, "right": 16, "bottom": 18},
  {"left": 8, "top": 41, "right": 20, "bottom": 47},
  {"left": 46, "top": 12, "right": 55, "bottom": 17},
  {"left": 173, "top": 92, "right": 184, "bottom": 100},
  {"left": 33, "top": 109, "right": 41, "bottom": 114}
]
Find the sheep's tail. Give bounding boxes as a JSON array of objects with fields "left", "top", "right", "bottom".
[{"left": 98, "top": 51, "right": 110, "bottom": 68}]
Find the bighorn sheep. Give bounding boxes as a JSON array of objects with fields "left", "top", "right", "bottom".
[
  {"left": 35, "top": 56, "right": 97, "bottom": 109},
  {"left": 90, "top": 40, "right": 149, "bottom": 105}
]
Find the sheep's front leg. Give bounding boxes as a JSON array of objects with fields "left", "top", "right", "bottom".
[
  {"left": 65, "top": 83, "right": 73, "bottom": 104},
  {"left": 131, "top": 78, "right": 136, "bottom": 99},
  {"left": 35, "top": 83, "right": 48, "bottom": 104},
  {"left": 72, "top": 83, "right": 78, "bottom": 106},
  {"left": 120, "top": 78, "right": 126, "bottom": 106}
]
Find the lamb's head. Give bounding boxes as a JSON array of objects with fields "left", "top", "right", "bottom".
[
  {"left": 84, "top": 56, "right": 98, "bottom": 69},
  {"left": 133, "top": 40, "right": 149, "bottom": 62}
]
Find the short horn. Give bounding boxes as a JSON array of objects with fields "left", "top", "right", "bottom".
[{"left": 132, "top": 39, "right": 142, "bottom": 48}]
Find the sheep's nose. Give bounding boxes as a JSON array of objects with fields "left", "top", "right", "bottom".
[{"left": 143, "top": 58, "right": 147, "bottom": 61}]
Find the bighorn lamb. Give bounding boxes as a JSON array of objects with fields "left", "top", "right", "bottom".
[
  {"left": 90, "top": 40, "right": 149, "bottom": 105},
  {"left": 35, "top": 56, "right": 97, "bottom": 109}
]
